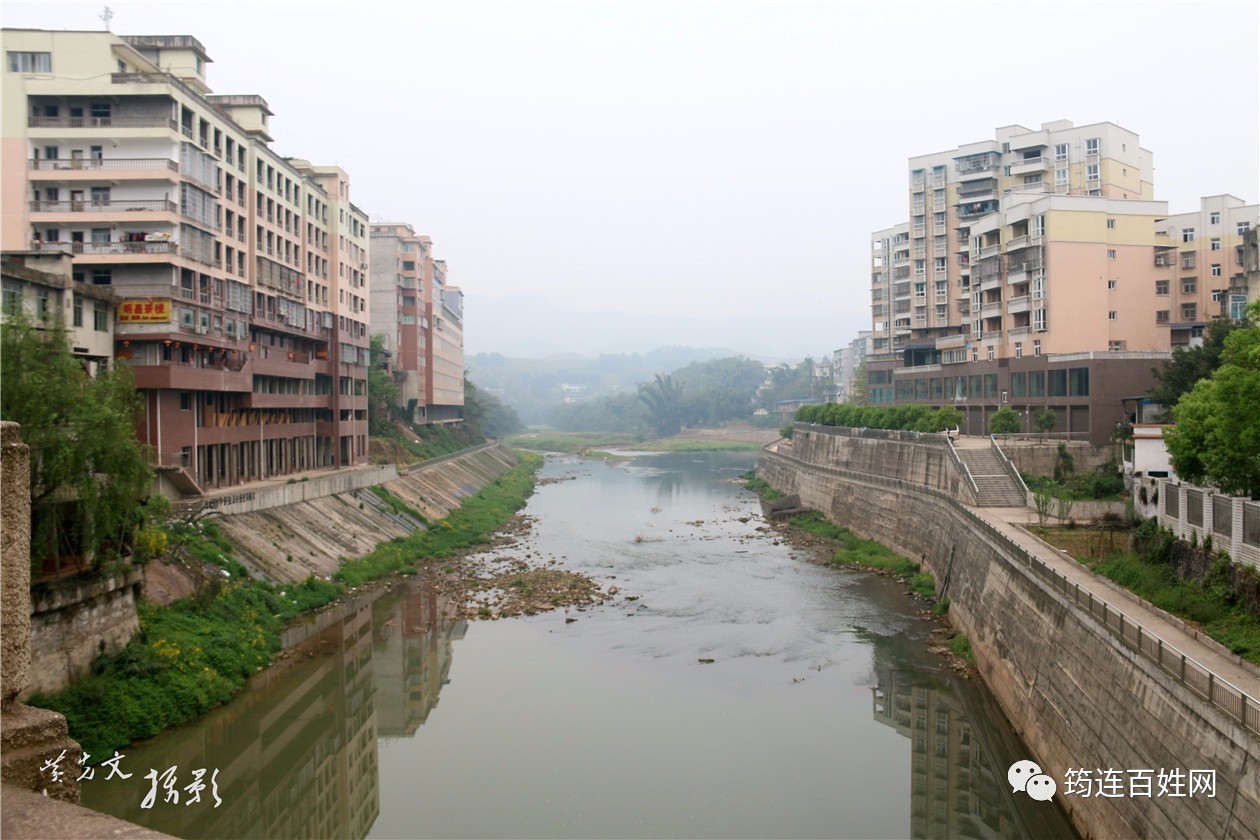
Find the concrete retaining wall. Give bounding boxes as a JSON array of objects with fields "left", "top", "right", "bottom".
[
  {"left": 999, "top": 439, "right": 1113, "bottom": 477},
  {"left": 215, "top": 443, "right": 519, "bottom": 584},
  {"left": 760, "top": 431, "right": 1259, "bottom": 840},
  {"left": 25, "top": 569, "right": 143, "bottom": 697}
]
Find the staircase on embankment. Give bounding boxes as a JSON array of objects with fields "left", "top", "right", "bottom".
[{"left": 954, "top": 443, "right": 1028, "bottom": 507}]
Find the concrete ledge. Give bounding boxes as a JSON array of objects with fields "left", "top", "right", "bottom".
[{"left": 1, "top": 785, "right": 175, "bottom": 839}]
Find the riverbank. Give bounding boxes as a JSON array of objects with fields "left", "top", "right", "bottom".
[
  {"left": 26, "top": 449, "right": 612, "bottom": 761},
  {"left": 744, "top": 474, "right": 976, "bottom": 674}
]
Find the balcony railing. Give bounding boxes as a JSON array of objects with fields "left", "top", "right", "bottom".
[
  {"left": 29, "top": 240, "right": 177, "bottom": 255},
  {"left": 28, "top": 114, "right": 179, "bottom": 130},
  {"left": 29, "top": 157, "right": 178, "bottom": 172},
  {"left": 29, "top": 199, "right": 176, "bottom": 213}
]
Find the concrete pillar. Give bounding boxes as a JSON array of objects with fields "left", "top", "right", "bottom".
[
  {"left": 1, "top": 421, "right": 31, "bottom": 710},
  {"left": 0, "top": 421, "right": 82, "bottom": 802}
]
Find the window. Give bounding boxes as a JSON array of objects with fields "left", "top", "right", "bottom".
[
  {"left": 1108, "top": 311, "right": 1117, "bottom": 320},
  {"left": 1033, "top": 340, "right": 1042, "bottom": 357},
  {"left": 1156, "top": 280, "right": 1169, "bottom": 295},
  {"left": 1211, "top": 238, "right": 1221, "bottom": 251},
  {"left": 1011, "top": 371, "right": 1026, "bottom": 395},
  {"left": 35, "top": 287, "right": 50, "bottom": 320},
  {"left": 1156, "top": 310, "right": 1169, "bottom": 323},
  {"left": 1029, "top": 369, "right": 1045, "bottom": 395},
  {"left": 1210, "top": 211, "right": 1220, "bottom": 225},
  {"left": 1211, "top": 264, "right": 1222, "bottom": 277},
  {"left": 72, "top": 293, "right": 83, "bottom": 327},
  {"left": 1238, "top": 221, "right": 1251, "bottom": 235},
  {"left": 1108, "top": 279, "right": 1117, "bottom": 289},
  {"left": 1182, "top": 228, "right": 1195, "bottom": 243},
  {"left": 1230, "top": 294, "right": 1248, "bottom": 319},
  {"left": 1054, "top": 168, "right": 1068, "bottom": 187},
  {"left": 1109, "top": 340, "right": 1126, "bottom": 351},
  {"left": 1107, "top": 249, "right": 1117, "bottom": 259},
  {"left": 1069, "top": 368, "right": 1090, "bottom": 396},
  {"left": 1048, "top": 369, "right": 1068, "bottom": 397},
  {"left": 1107, "top": 219, "right": 1116, "bottom": 229},
  {"left": 1181, "top": 253, "right": 1196, "bottom": 269},
  {"left": 1085, "top": 137, "right": 1099, "bottom": 155},
  {"left": 1182, "top": 303, "right": 1197, "bottom": 320},
  {"left": 180, "top": 392, "right": 192, "bottom": 411},
  {"left": 1086, "top": 164, "right": 1100, "bottom": 181},
  {"left": 1182, "top": 279, "right": 1197, "bottom": 294},
  {"left": 90, "top": 102, "right": 111, "bottom": 120},
  {"left": 1014, "top": 342, "right": 1023, "bottom": 359},
  {"left": 1211, "top": 290, "right": 1224, "bottom": 302},
  {"left": 92, "top": 300, "right": 107, "bottom": 331},
  {"left": 7, "top": 51, "right": 51, "bottom": 73},
  {"left": 90, "top": 228, "right": 110, "bottom": 243},
  {"left": 1054, "top": 143, "right": 1068, "bottom": 161},
  {"left": 91, "top": 268, "right": 111, "bottom": 285},
  {"left": 987, "top": 346, "right": 994, "bottom": 361}
]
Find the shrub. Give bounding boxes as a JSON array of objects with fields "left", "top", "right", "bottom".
[{"left": 988, "top": 407, "right": 1022, "bottom": 435}]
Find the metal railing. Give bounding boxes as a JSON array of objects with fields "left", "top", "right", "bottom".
[
  {"left": 28, "top": 115, "right": 178, "bottom": 130},
  {"left": 942, "top": 435, "right": 979, "bottom": 504},
  {"left": 29, "top": 157, "right": 178, "bottom": 171},
  {"left": 989, "top": 435, "right": 1030, "bottom": 499},
  {"left": 28, "top": 240, "right": 176, "bottom": 255},
  {"left": 29, "top": 199, "right": 176, "bottom": 213},
  {"left": 763, "top": 443, "right": 1260, "bottom": 736}
]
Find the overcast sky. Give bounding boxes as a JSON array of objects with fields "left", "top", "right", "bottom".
[{"left": 5, "top": 0, "right": 1258, "bottom": 356}]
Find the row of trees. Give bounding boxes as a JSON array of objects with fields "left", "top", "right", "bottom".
[{"left": 794, "top": 402, "right": 963, "bottom": 433}]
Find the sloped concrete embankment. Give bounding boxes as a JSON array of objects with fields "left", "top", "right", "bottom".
[
  {"left": 759, "top": 429, "right": 1259, "bottom": 840},
  {"left": 214, "top": 444, "right": 519, "bottom": 584}
]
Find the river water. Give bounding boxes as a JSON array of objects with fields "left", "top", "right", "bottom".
[{"left": 84, "top": 450, "right": 1077, "bottom": 839}]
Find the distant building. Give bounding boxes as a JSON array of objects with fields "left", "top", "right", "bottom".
[
  {"left": 2, "top": 250, "right": 115, "bottom": 376},
  {"left": 367, "top": 224, "right": 464, "bottom": 423},
  {"left": 865, "top": 119, "right": 1253, "bottom": 444}
]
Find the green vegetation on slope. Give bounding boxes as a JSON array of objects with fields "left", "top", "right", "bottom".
[
  {"left": 335, "top": 452, "right": 542, "bottom": 587},
  {"left": 29, "top": 453, "right": 545, "bottom": 758}
]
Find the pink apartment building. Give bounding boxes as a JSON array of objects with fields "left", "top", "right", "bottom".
[{"left": 2, "top": 29, "right": 370, "bottom": 493}]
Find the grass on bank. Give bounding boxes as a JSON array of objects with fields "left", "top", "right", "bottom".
[
  {"left": 335, "top": 451, "right": 542, "bottom": 587},
  {"left": 28, "top": 451, "right": 544, "bottom": 759},
  {"left": 1036, "top": 522, "right": 1260, "bottom": 664}
]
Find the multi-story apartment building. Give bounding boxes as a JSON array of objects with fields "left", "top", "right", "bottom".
[
  {"left": 866, "top": 121, "right": 1185, "bottom": 444},
  {"left": 1153, "top": 195, "right": 1257, "bottom": 333},
  {"left": 368, "top": 224, "right": 465, "bottom": 423},
  {"left": 832, "top": 331, "right": 871, "bottom": 403},
  {"left": 1, "top": 251, "right": 116, "bottom": 375},
  {"left": 2, "top": 28, "right": 369, "bottom": 492},
  {"left": 369, "top": 223, "right": 429, "bottom": 418}
]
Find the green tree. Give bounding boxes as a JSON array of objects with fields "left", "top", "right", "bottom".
[
  {"left": 1, "top": 314, "right": 153, "bottom": 570},
  {"left": 1148, "top": 318, "right": 1243, "bottom": 413},
  {"left": 463, "top": 377, "right": 523, "bottom": 440},
  {"left": 1034, "top": 407, "right": 1057, "bottom": 434},
  {"left": 848, "top": 360, "right": 869, "bottom": 406},
  {"left": 989, "top": 407, "right": 1022, "bottom": 435},
  {"left": 1164, "top": 304, "right": 1260, "bottom": 497},
  {"left": 367, "top": 334, "right": 400, "bottom": 432},
  {"left": 638, "top": 372, "right": 685, "bottom": 437}
]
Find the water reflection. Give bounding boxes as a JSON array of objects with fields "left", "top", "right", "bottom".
[
  {"left": 87, "top": 582, "right": 479, "bottom": 839},
  {"left": 85, "top": 452, "right": 1075, "bottom": 839}
]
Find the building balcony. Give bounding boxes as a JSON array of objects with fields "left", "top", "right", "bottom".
[
  {"left": 1007, "top": 295, "right": 1030, "bottom": 314},
  {"left": 29, "top": 199, "right": 177, "bottom": 215},
  {"left": 130, "top": 362, "right": 252, "bottom": 393},
  {"left": 978, "top": 243, "right": 1002, "bottom": 259},
  {"left": 28, "top": 158, "right": 179, "bottom": 179},
  {"left": 28, "top": 240, "right": 177, "bottom": 257},
  {"left": 981, "top": 329, "right": 1003, "bottom": 341},
  {"left": 980, "top": 300, "right": 1002, "bottom": 317},
  {"left": 1009, "top": 156, "right": 1049, "bottom": 176},
  {"left": 28, "top": 115, "right": 179, "bottom": 131},
  {"left": 1006, "top": 235, "right": 1029, "bottom": 252}
]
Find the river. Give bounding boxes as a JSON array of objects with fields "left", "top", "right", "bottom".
[{"left": 83, "top": 450, "right": 1077, "bottom": 839}]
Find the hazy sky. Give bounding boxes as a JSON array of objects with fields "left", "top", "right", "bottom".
[{"left": 4, "top": 0, "right": 1258, "bottom": 356}]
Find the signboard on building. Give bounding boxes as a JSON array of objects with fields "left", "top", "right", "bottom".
[{"left": 118, "top": 300, "right": 171, "bottom": 323}]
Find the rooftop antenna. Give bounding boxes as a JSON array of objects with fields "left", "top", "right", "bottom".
[{"left": 100, "top": 6, "right": 114, "bottom": 31}]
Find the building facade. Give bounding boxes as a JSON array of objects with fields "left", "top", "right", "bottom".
[
  {"left": 1, "top": 250, "right": 116, "bottom": 375},
  {"left": 367, "top": 224, "right": 464, "bottom": 423},
  {"left": 2, "top": 29, "right": 369, "bottom": 491},
  {"left": 863, "top": 121, "right": 1259, "bottom": 444}
]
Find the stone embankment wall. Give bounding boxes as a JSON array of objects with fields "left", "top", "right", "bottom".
[
  {"left": 788, "top": 425, "right": 970, "bottom": 499},
  {"left": 998, "top": 438, "right": 1112, "bottom": 477},
  {"left": 760, "top": 427, "right": 1259, "bottom": 840},
  {"left": 26, "top": 569, "right": 143, "bottom": 696},
  {"left": 214, "top": 443, "right": 518, "bottom": 584}
]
